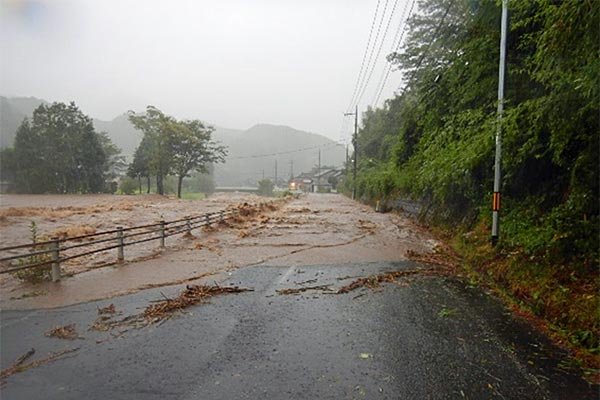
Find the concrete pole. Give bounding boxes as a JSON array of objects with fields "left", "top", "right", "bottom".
[
  {"left": 492, "top": 0, "right": 508, "bottom": 245},
  {"left": 159, "top": 220, "right": 165, "bottom": 248},
  {"left": 51, "top": 238, "right": 60, "bottom": 282},
  {"left": 353, "top": 105, "right": 358, "bottom": 200},
  {"left": 116, "top": 227, "right": 124, "bottom": 262}
]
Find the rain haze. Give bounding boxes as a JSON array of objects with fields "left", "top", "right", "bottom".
[
  {"left": 1, "top": 1, "right": 598, "bottom": 398},
  {"left": 0, "top": 0, "right": 410, "bottom": 141}
]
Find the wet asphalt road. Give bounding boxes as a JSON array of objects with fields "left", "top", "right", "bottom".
[{"left": 1, "top": 261, "right": 597, "bottom": 399}]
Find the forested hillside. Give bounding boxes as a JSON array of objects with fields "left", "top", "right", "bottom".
[{"left": 346, "top": 0, "right": 598, "bottom": 361}]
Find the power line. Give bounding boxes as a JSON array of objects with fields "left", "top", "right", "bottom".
[
  {"left": 354, "top": 0, "right": 400, "bottom": 108},
  {"left": 345, "top": 0, "right": 382, "bottom": 113},
  {"left": 372, "top": 0, "right": 416, "bottom": 107},
  {"left": 349, "top": 0, "right": 390, "bottom": 110},
  {"left": 226, "top": 141, "right": 344, "bottom": 160}
]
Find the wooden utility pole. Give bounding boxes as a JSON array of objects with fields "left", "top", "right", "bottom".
[{"left": 344, "top": 105, "right": 358, "bottom": 200}]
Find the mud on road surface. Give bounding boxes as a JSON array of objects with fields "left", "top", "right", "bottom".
[
  {"left": 1, "top": 193, "right": 596, "bottom": 399},
  {"left": 1, "top": 193, "right": 439, "bottom": 309}
]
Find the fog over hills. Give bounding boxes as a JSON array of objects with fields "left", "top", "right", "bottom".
[
  {"left": 213, "top": 124, "right": 345, "bottom": 187},
  {"left": 0, "top": 96, "right": 48, "bottom": 148},
  {"left": 0, "top": 96, "right": 345, "bottom": 186}
]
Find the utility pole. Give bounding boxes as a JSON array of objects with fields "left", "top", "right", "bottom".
[
  {"left": 345, "top": 145, "right": 349, "bottom": 174},
  {"left": 318, "top": 149, "right": 321, "bottom": 191},
  {"left": 290, "top": 159, "right": 294, "bottom": 180},
  {"left": 344, "top": 105, "right": 358, "bottom": 200},
  {"left": 274, "top": 159, "right": 278, "bottom": 188},
  {"left": 492, "top": 0, "right": 508, "bottom": 245}
]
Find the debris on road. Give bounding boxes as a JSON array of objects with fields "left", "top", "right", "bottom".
[
  {"left": 143, "top": 284, "right": 253, "bottom": 323},
  {"left": 44, "top": 324, "right": 81, "bottom": 340},
  {"left": 97, "top": 303, "right": 117, "bottom": 315},
  {"left": 92, "top": 283, "right": 254, "bottom": 332},
  {"left": 90, "top": 304, "right": 125, "bottom": 332},
  {"left": 405, "top": 247, "right": 459, "bottom": 269},
  {"left": 276, "top": 285, "right": 333, "bottom": 295},
  {"left": 9, "top": 348, "right": 35, "bottom": 369},
  {"left": 357, "top": 219, "right": 377, "bottom": 234},
  {"left": 337, "top": 268, "right": 444, "bottom": 294},
  {"left": 0, "top": 348, "right": 79, "bottom": 381},
  {"left": 276, "top": 267, "right": 452, "bottom": 296}
]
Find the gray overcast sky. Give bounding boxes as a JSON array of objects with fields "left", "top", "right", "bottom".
[{"left": 0, "top": 0, "right": 411, "bottom": 141}]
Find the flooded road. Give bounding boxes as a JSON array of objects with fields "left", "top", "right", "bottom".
[
  {"left": 1, "top": 193, "right": 438, "bottom": 309},
  {"left": 1, "top": 193, "right": 596, "bottom": 398}
]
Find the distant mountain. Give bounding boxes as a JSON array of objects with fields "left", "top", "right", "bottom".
[
  {"left": 93, "top": 114, "right": 141, "bottom": 157},
  {"left": 0, "top": 96, "right": 345, "bottom": 186},
  {"left": 0, "top": 96, "right": 47, "bottom": 148},
  {"left": 213, "top": 124, "right": 345, "bottom": 187}
]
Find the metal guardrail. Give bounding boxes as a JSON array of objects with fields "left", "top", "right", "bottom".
[{"left": 0, "top": 209, "right": 236, "bottom": 282}]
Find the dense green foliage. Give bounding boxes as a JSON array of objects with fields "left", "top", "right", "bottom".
[
  {"left": 128, "top": 106, "right": 226, "bottom": 197},
  {"left": 348, "top": 0, "right": 598, "bottom": 352},
  {"left": 2, "top": 102, "right": 122, "bottom": 193},
  {"left": 352, "top": 0, "right": 598, "bottom": 264},
  {"left": 257, "top": 179, "right": 274, "bottom": 196},
  {"left": 183, "top": 170, "right": 216, "bottom": 196}
]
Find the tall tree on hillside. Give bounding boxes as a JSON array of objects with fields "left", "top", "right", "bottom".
[
  {"left": 12, "top": 102, "right": 109, "bottom": 193},
  {"left": 127, "top": 136, "right": 153, "bottom": 193},
  {"left": 128, "top": 106, "right": 175, "bottom": 195},
  {"left": 170, "top": 120, "right": 227, "bottom": 198}
]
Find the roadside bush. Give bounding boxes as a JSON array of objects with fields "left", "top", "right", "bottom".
[
  {"left": 118, "top": 177, "right": 138, "bottom": 195},
  {"left": 257, "top": 179, "right": 274, "bottom": 197},
  {"left": 11, "top": 221, "right": 52, "bottom": 283}
]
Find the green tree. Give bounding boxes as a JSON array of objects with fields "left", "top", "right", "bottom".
[
  {"left": 257, "top": 179, "right": 274, "bottom": 196},
  {"left": 170, "top": 120, "right": 226, "bottom": 198},
  {"left": 0, "top": 147, "right": 16, "bottom": 184},
  {"left": 129, "top": 107, "right": 228, "bottom": 198},
  {"left": 128, "top": 106, "right": 175, "bottom": 195},
  {"left": 12, "top": 102, "right": 109, "bottom": 193},
  {"left": 127, "top": 135, "right": 153, "bottom": 193}
]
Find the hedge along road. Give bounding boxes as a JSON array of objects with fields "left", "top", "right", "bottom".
[{"left": 0, "top": 194, "right": 597, "bottom": 399}]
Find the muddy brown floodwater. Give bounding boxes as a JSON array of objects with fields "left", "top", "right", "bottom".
[{"left": 0, "top": 193, "right": 439, "bottom": 309}]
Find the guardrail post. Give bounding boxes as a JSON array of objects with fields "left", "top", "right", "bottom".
[
  {"left": 116, "top": 226, "right": 124, "bottom": 262},
  {"left": 159, "top": 220, "right": 165, "bottom": 248},
  {"left": 51, "top": 238, "right": 60, "bottom": 282},
  {"left": 186, "top": 217, "right": 192, "bottom": 234}
]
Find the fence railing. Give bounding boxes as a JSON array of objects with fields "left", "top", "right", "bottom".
[{"left": 0, "top": 209, "right": 236, "bottom": 282}]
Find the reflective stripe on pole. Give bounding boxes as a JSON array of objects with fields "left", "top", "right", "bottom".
[
  {"left": 492, "top": 0, "right": 508, "bottom": 245},
  {"left": 492, "top": 192, "right": 501, "bottom": 212}
]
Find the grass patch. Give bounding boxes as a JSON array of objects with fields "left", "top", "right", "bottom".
[{"left": 451, "top": 220, "right": 600, "bottom": 374}]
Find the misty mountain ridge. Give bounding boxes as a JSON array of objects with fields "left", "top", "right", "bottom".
[
  {"left": 0, "top": 96, "right": 345, "bottom": 186},
  {"left": 0, "top": 96, "right": 48, "bottom": 148}
]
